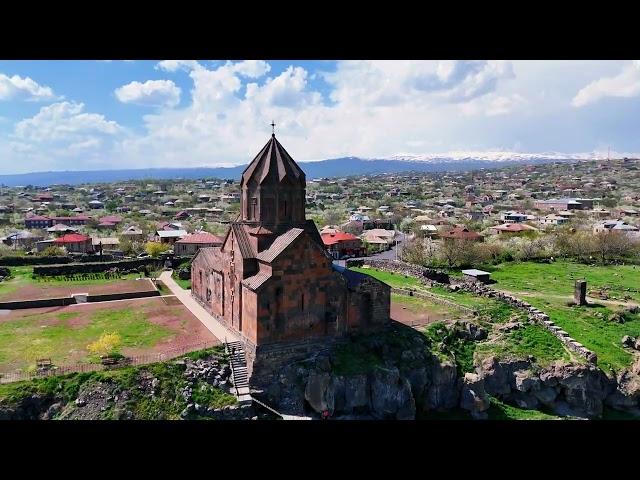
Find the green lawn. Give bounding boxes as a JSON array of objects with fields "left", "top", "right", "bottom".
[
  {"left": 0, "top": 308, "right": 174, "bottom": 373},
  {"left": 476, "top": 323, "right": 571, "bottom": 367},
  {"left": 0, "top": 346, "right": 236, "bottom": 420},
  {"left": 391, "top": 293, "right": 460, "bottom": 318},
  {"left": 486, "top": 397, "right": 563, "bottom": 420},
  {"left": 172, "top": 276, "right": 191, "bottom": 290},
  {"left": 349, "top": 267, "right": 425, "bottom": 290},
  {"left": 489, "top": 261, "right": 640, "bottom": 373}
]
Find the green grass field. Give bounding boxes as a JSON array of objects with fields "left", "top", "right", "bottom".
[
  {"left": 353, "top": 266, "right": 571, "bottom": 367},
  {"left": 488, "top": 261, "right": 640, "bottom": 373},
  {"left": 0, "top": 307, "right": 174, "bottom": 373},
  {"left": 476, "top": 323, "right": 571, "bottom": 366},
  {"left": 349, "top": 267, "right": 424, "bottom": 290},
  {"left": 173, "top": 277, "right": 191, "bottom": 290},
  {"left": 390, "top": 293, "right": 460, "bottom": 318}
]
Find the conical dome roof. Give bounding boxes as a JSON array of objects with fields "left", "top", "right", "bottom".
[{"left": 241, "top": 134, "right": 305, "bottom": 187}]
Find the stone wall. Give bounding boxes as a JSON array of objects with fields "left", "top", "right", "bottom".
[
  {"left": 0, "top": 256, "right": 73, "bottom": 266},
  {"left": 33, "top": 258, "right": 161, "bottom": 276},
  {"left": 346, "top": 259, "right": 450, "bottom": 284}
]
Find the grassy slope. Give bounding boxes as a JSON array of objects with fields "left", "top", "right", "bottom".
[
  {"left": 489, "top": 261, "right": 640, "bottom": 373},
  {"left": 352, "top": 266, "right": 570, "bottom": 370},
  {"left": 390, "top": 293, "right": 459, "bottom": 318},
  {"left": 0, "top": 308, "right": 174, "bottom": 372},
  {"left": 0, "top": 347, "right": 236, "bottom": 419}
]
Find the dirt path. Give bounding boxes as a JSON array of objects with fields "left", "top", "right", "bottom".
[{"left": 159, "top": 270, "right": 240, "bottom": 344}]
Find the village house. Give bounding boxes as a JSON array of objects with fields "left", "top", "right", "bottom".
[
  {"left": 489, "top": 223, "right": 539, "bottom": 235},
  {"left": 47, "top": 223, "right": 80, "bottom": 235},
  {"left": 190, "top": 133, "right": 389, "bottom": 372},
  {"left": 500, "top": 211, "right": 530, "bottom": 223},
  {"left": 121, "top": 225, "right": 144, "bottom": 241},
  {"left": 54, "top": 233, "right": 93, "bottom": 253},
  {"left": 361, "top": 228, "right": 397, "bottom": 251},
  {"left": 534, "top": 198, "right": 594, "bottom": 211},
  {"left": 156, "top": 229, "right": 188, "bottom": 244},
  {"left": 174, "top": 232, "right": 224, "bottom": 256},
  {"left": 321, "top": 231, "right": 365, "bottom": 259},
  {"left": 593, "top": 219, "right": 640, "bottom": 237},
  {"left": 439, "top": 226, "right": 482, "bottom": 242},
  {"left": 2, "top": 231, "right": 44, "bottom": 250},
  {"left": 539, "top": 214, "right": 569, "bottom": 226}
]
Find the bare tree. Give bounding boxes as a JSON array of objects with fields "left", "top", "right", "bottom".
[{"left": 592, "top": 230, "right": 634, "bottom": 264}]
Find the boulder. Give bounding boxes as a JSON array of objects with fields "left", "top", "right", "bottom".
[
  {"left": 533, "top": 386, "right": 558, "bottom": 406},
  {"left": 405, "top": 367, "right": 430, "bottom": 405},
  {"left": 622, "top": 335, "right": 637, "bottom": 348},
  {"left": 508, "top": 391, "right": 540, "bottom": 410},
  {"left": 541, "top": 363, "right": 611, "bottom": 418},
  {"left": 304, "top": 372, "right": 335, "bottom": 415},
  {"left": 478, "top": 356, "right": 532, "bottom": 396},
  {"left": 344, "top": 375, "right": 370, "bottom": 413},
  {"left": 370, "top": 367, "right": 416, "bottom": 420},
  {"left": 606, "top": 360, "right": 640, "bottom": 410},
  {"left": 425, "top": 358, "right": 459, "bottom": 410},
  {"left": 460, "top": 373, "right": 490, "bottom": 417},
  {"left": 514, "top": 370, "right": 541, "bottom": 393}
]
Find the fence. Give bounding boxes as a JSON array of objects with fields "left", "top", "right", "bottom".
[{"left": 0, "top": 339, "right": 222, "bottom": 385}]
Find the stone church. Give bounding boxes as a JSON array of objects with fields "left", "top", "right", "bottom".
[{"left": 191, "top": 133, "right": 390, "bottom": 374}]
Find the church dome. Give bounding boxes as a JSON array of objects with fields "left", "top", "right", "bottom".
[{"left": 241, "top": 134, "right": 305, "bottom": 188}]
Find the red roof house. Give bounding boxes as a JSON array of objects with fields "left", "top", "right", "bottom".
[
  {"left": 174, "top": 232, "right": 224, "bottom": 256},
  {"left": 53, "top": 233, "right": 93, "bottom": 253},
  {"left": 321, "top": 231, "right": 364, "bottom": 259},
  {"left": 439, "top": 226, "right": 482, "bottom": 242}
]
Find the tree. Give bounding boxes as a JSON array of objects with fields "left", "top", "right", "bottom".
[
  {"left": 322, "top": 209, "right": 343, "bottom": 226},
  {"left": 38, "top": 246, "right": 65, "bottom": 257},
  {"left": 439, "top": 239, "right": 467, "bottom": 268},
  {"left": 399, "top": 217, "right": 415, "bottom": 234},
  {"left": 592, "top": 230, "right": 634, "bottom": 264},
  {"left": 145, "top": 241, "right": 170, "bottom": 258},
  {"left": 87, "top": 331, "right": 122, "bottom": 358},
  {"left": 105, "top": 200, "right": 119, "bottom": 212}
]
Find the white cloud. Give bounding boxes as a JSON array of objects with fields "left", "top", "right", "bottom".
[
  {"left": 0, "top": 73, "right": 57, "bottom": 101},
  {"left": 14, "top": 101, "right": 121, "bottom": 143},
  {"left": 115, "top": 79, "right": 181, "bottom": 107},
  {"left": 245, "top": 66, "right": 321, "bottom": 108},
  {"left": 155, "top": 60, "right": 202, "bottom": 72},
  {"left": 324, "top": 60, "right": 514, "bottom": 107},
  {"left": 230, "top": 60, "right": 271, "bottom": 78},
  {"left": 572, "top": 60, "right": 640, "bottom": 107},
  {"left": 5, "top": 60, "right": 640, "bottom": 175}
]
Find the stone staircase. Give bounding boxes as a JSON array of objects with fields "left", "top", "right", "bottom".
[{"left": 225, "top": 341, "right": 252, "bottom": 404}]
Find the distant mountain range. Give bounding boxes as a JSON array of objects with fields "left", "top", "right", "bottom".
[{"left": 0, "top": 153, "right": 611, "bottom": 187}]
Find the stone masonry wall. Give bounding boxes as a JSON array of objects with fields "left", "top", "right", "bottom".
[{"left": 346, "top": 259, "right": 450, "bottom": 284}]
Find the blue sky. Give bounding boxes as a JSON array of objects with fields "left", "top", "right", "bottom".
[{"left": 1, "top": 60, "right": 639, "bottom": 174}]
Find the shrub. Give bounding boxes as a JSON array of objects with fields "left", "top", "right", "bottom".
[{"left": 87, "top": 331, "right": 122, "bottom": 358}]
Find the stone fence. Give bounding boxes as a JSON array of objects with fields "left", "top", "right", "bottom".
[
  {"left": 346, "top": 259, "right": 450, "bottom": 284},
  {"left": 392, "top": 287, "right": 477, "bottom": 316},
  {"left": 459, "top": 282, "right": 598, "bottom": 364}
]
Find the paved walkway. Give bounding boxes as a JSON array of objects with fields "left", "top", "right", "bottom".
[{"left": 159, "top": 271, "right": 240, "bottom": 344}]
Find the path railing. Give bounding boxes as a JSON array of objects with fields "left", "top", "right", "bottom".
[{"left": 0, "top": 339, "right": 221, "bottom": 385}]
